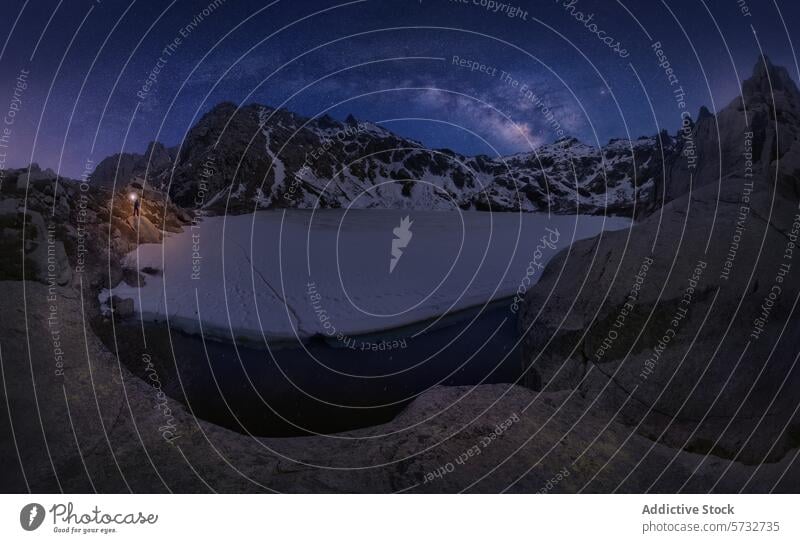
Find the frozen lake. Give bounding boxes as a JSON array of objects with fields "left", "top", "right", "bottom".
[{"left": 103, "top": 209, "right": 630, "bottom": 344}]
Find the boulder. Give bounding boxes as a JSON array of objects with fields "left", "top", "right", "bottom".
[
  {"left": 121, "top": 267, "right": 145, "bottom": 287},
  {"left": 24, "top": 210, "right": 73, "bottom": 286},
  {"left": 126, "top": 215, "right": 162, "bottom": 243},
  {"left": 0, "top": 197, "right": 20, "bottom": 215},
  {"left": 520, "top": 179, "right": 800, "bottom": 465},
  {"left": 110, "top": 296, "right": 135, "bottom": 318}
]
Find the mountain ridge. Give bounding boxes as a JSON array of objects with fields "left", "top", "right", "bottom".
[
  {"left": 91, "top": 101, "right": 663, "bottom": 217},
  {"left": 88, "top": 55, "right": 799, "bottom": 218}
]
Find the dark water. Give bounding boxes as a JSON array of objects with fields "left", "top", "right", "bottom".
[{"left": 104, "top": 299, "right": 523, "bottom": 437}]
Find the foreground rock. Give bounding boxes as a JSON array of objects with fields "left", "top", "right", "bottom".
[
  {"left": 519, "top": 56, "right": 800, "bottom": 468},
  {"left": 0, "top": 166, "right": 191, "bottom": 292},
  {"left": 2, "top": 280, "right": 796, "bottom": 492}
]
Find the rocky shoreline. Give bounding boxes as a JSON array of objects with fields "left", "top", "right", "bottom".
[{"left": 3, "top": 280, "right": 798, "bottom": 492}]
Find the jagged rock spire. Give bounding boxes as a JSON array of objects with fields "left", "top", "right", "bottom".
[{"left": 743, "top": 54, "right": 799, "bottom": 100}]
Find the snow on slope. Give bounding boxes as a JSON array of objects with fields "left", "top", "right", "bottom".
[
  {"left": 102, "top": 210, "right": 629, "bottom": 343},
  {"left": 91, "top": 102, "right": 665, "bottom": 217}
]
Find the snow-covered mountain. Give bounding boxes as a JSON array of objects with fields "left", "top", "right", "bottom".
[{"left": 92, "top": 101, "right": 669, "bottom": 216}]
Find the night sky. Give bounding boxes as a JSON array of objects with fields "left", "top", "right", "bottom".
[{"left": 1, "top": 0, "right": 799, "bottom": 178}]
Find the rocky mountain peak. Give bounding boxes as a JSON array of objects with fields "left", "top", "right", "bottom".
[
  {"left": 697, "top": 105, "right": 713, "bottom": 121},
  {"left": 554, "top": 136, "right": 581, "bottom": 148},
  {"left": 742, "top": 55, "right": 800, "bottom": 103},
  {"left": 144, "top": 141, "right": 173, "bottom": 169},
  {"left": 316, "top": 114, "right": 340, "bottom": 130},
  {"left": 207, "top": 101, "right": 240, "bottom": 116}
]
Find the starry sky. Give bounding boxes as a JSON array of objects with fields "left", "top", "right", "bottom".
[{"left": 1, "top": 0, "right": 799, "bottom": 178}]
